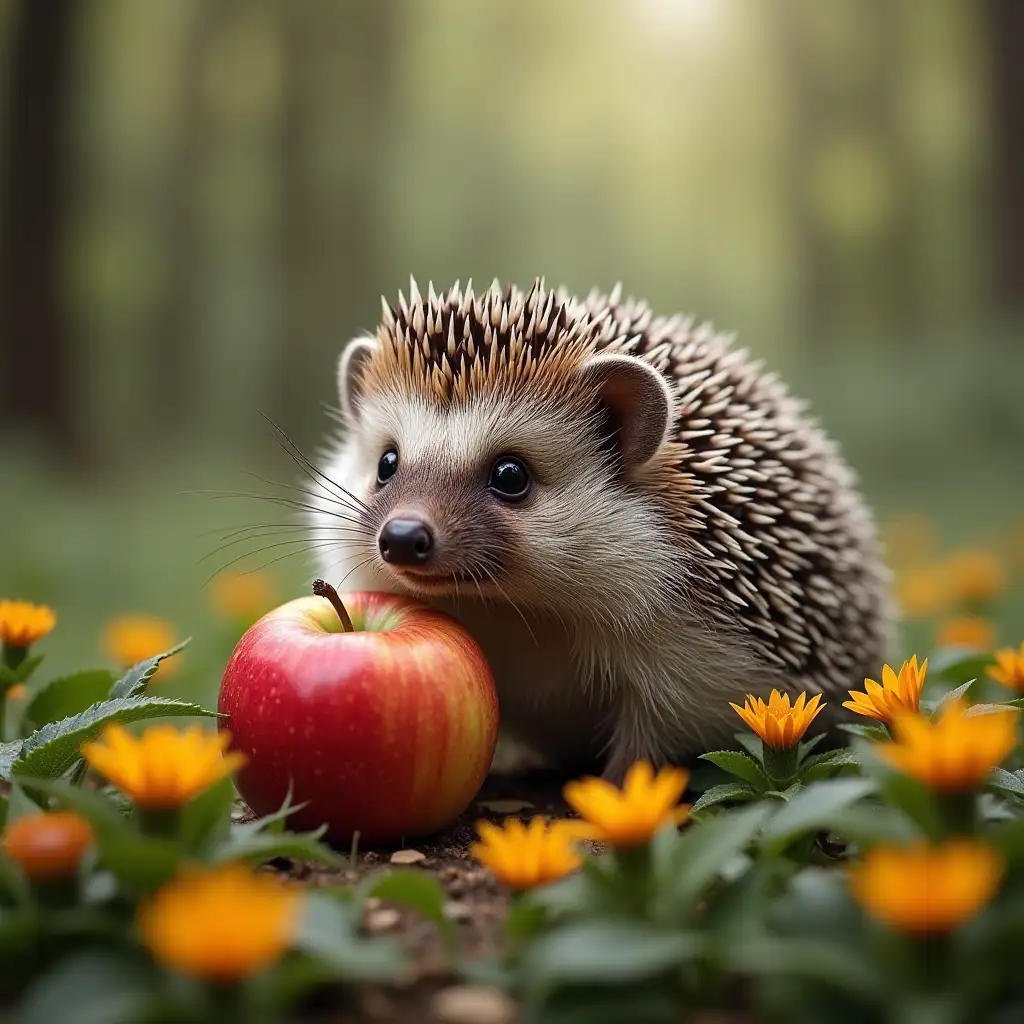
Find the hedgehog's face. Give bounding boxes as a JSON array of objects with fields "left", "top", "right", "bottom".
[{"left": 319, "top": 333, "right": 678, "bottom": 614}]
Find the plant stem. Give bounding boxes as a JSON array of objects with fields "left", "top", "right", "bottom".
[
  {"left": 311, "top": 579, "right": 354, "bottom": 633},
  {"left": 762, "top": 744, "right": 799, "bottom": 787},
  {"left": 1, "top": 642, "right": 26, "bottom": 672}
]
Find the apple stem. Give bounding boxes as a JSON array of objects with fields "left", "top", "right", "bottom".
[{"left": 312, "top": 579, "right": 355, "bottom": 633}]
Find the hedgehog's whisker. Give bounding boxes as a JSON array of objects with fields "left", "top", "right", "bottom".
[
  {"left": 257, "top": 410, "right": 372, "bottom": 515},
  {"left": 199, "top": 527, "right": 368, "bottom": 565},
  {"left": 203, "top": 539, "right": 349, "bottom": 588},
  {"left": 479, "top": 565, "right": 539, "bottom": 648},
  {"left": 239, "top": 469, "right": 365, "bottom": 516},
  {"left": 185, "top": 490, "right": 370, "bottom": 530}
]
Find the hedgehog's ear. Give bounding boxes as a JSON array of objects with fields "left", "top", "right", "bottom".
[
  {"left": 578, "top": 353, "right": 674, "bottom": 466},
  {"left": 337, "top": 336, "right": 377, "bottom": 426}
]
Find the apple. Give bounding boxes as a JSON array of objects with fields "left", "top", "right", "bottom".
[{"left": 217, "top": 583, "right": 499, "bottom": 844}]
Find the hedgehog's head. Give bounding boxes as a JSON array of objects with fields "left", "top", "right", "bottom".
[{"left": 319, "top": 280, "right": 681, "bottom": 618}]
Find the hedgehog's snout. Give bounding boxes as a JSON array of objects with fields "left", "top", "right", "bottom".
[{"left": 378, "top": 516, "right": 435, "bottom": 567}]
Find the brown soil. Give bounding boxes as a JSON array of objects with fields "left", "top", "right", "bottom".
[{"left": 278, "top": 769, "right": 574, "bottom": 1024}]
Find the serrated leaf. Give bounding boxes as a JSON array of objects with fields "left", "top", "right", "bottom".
[
  {"left": 212, "top": 828, "right": 344, "bottom": 869},
  {"left": 13, "top": 696, "right": 216, "bottom": 779},
  {"left": 927, "top": 678, "right": 977, "bottom": 715},
  {"left": 964, "top": 702, "right": 1021, "bottom": 718},
  {"left": 698, "top": 750, "right": 769, "bottom": 789},
  {"left": 179, "top": 775, "right": 237, "bottom": 853},
  {"left": 356, "top": 868, "right": 457, "bottom": 952},
  {"left": 797, "top": 733, "right": 828, "bottom": 760},
  {"left": 799, "top": 749, "right": 861, "bottom": 782},
  {"left": 690, "top": 782, "right": 758, "bottom": 815},
  {"left": 23, "top": 670, "right": 117, "bottom": 731},
  {"left": 988, "top": 766, "right": 1024, "bottom": 798},
  {"left": 759, "top": 778, "right": 878, "bottom": 851},
  {"left": 735, "top": 732, "right": 764, "bottom": 761},
  {"left": 0, "top": 740, "right": 24, "bottom": 781},
  {"left": 109, "top": 640, "right": 191, "bottom": 699}
]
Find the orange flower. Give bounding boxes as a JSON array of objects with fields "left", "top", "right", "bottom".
[
  {"left": 563, "top": 761, "right": 690, "bottom": 847},
  {"left": 0, "top": 600, "right": 56, "bottom": 648},
  {"left": 936, "top": 615, "right": 995, "bottom": 652},
  {"left": 470, "top": 816, "right": 584, "bottom": 890},
  {"left": 895, "top": 565, "right": 951, "bottom": 620},
  {"left": 82, "top": 724, "right": 246, "bottom": 810},
  {"left": 138, "top": 863, "right": 301, "bottom": 981},
  {"left": 849, "top": 839, "right": 1003, "bottom": 935},
  {"left": 730, "top": 689, "right": 826, "bottom": 750},
  {"left": 881, "top": 513, "right": 939, "bottom": 569},
  {"left": 877, "top": 698, "right": 1018, "bottom": 793},
  {"left": 987, "top": 643, "right": 1024, "bottom": 691},
  {"left": 843, "top": 656, "right": 927, "bottom": 723},
  {"left": 1, "top": 811, "right": 93, "bottom": 881},
  {"left": 102, "top": 614, "right": 178, "bottom": 678},
  {"left": 944, "top": 548, "right": 1005, "bottom": 604}
]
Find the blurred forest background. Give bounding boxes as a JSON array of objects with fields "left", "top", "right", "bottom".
[{"left": 1, "top": 0, "right": 1023, "bottom": 699}]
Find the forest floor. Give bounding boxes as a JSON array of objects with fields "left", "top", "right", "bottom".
[{"left": 278, "top": 769, "right": 570, "bottom": 1024}]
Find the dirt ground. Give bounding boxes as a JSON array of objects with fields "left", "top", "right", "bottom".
[{"left": 280, "top": 769, "right": 574, "bottom": 1024}]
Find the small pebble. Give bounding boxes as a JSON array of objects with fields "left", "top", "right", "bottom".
[
  {"left": 365, "top": 907, "right": 401, "bottom": 932},
  {"left": 431, "top": 984, "right": 517, "bottom": 1024},
  {"left": 477, "top": 799, "right": 535, "bottom": 814},
  {"left": 390, "top": 848, "right": 427, "bottom": 865},
  {"left": 443, "top": 900, "right": 472, "bottom": 921}
]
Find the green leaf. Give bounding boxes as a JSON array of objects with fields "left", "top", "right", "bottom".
[
  {"left": 698, "top": 750, "right": 769, "bottom": 789},
  {"left": 94, "top": 832, "right": 182, "bottom": 891},
  {"left": 230, "top": 784, "right": 308, "bottom": 839},
  {"left": 211, "top": 828, "right": 344, "bottom": 869},
  {"left": 818, "top": 803, "right": 922, "bottom": 847},
  {"left": 759, "top": 778, "right": 878, "bottom": 851},
  {"left": 964, "top": 702, "right": 1021, "bottom": 718},
  {"left": 109, "top": 640, "right": 191, "bottom": 699},
  {"left": 797, "top": 733, "right": 828, "bottom": 760},
  {"left": 519, "top": 920, "right": 697, "bottom": 1001},
  {"left": 928, "top": 648, "right": 995, "bottom": 682},
  {"left": 0, "top": 739, "right": 24, "bottom": 781},
  {"left": 13, "top": 696, "right": 217, "bottom": 779},
  {"left": 836, "top": 721, "right": 889, "bottom": 742},
  {"left": 295, "top": 893, "right": 407, "bottom": 982},
  {"left": 690, "top": 782, "right": 758, "bottom": 815},
  {"left": 0, "top": 654, "right": 44, "bottom": 689},
  {"left": 17, "top": 949, "right": 156, "bottom": 1024},
  {"left": 504, "top": 900, "right": 550, "bottom": 941},
  {"left": 0, "top": 858, "right": 30, "bottom": 906},
  {"left": 799, "top": 749, "right": 862, "bottom": 782},
  {"left": 356, "top": 868, "right": 457, "bottom": 952},
  {"left": 662, "top": 802, "right": 772, "bottom": 917},
  {"left": 726, "top": 936, "right": 885, "bottom": 1002},
  {"left": 928, "top": 678, "right": 977, "bottom": 715},
  {"left": 23, "top": 670, "right": 117, "bottom": 731},
  {"left": 12, "top": 775, "right": 126, "bottom": 834},
  {"left": 734, "top": 732, "right": 764, "bottom": 761},
  {"left": 988, "top": 766, "right": 1024, "bottom": 799},
  {"left": 180, "top": 774, "right": 237, "bottom": 854}
]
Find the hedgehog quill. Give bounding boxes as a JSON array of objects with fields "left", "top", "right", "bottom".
[{"left": 310, "top": 278, "right": 894, "bottom": 783}]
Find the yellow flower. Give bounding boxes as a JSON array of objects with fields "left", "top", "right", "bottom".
[
  {"left": 944, "top": 548, "right": 1006, "bottom": 604},
  {"left": 81, "top": 724, "right": 246, "bottom": 810},
  {"left": 730, "top": 689, "right": 826, "bottom": 750},
  {"left": 102, "top": 614, "right": 178, "bottom": 679},
  {"left": 138, "top": 862, "right": 301, "bottom": 981},
  {"left": 936, "top": 615, "right": 996, "bottom": 651},
  {"left": 877, "top": 698, "right": 1018, "bottom": 792},
  {"left": 470, "top": 816, "right": 584, "bottom": 890},
  {"left": 987, "top": 642, "right": 1024, "bottom": 691},
  {"left": 210, "top": 571, "right": 275, "bottom": 623},
  {"left": 895, "top": 564, "right": 951, "bottom": 619},
  {"left": 562, "top": 760, "right": 691, "bottom": 848},
  {"left": 0, "top": 600, "right": 56, "bottom": 648},
  {"left": 1, "top": 811, "right": 93, "bottom": 881},
  {"left": 843, "top": 656, "right": 928, "bottom": 723},
  {"left": 848, "top": 839, "right": 1003, "bottom": 935}
]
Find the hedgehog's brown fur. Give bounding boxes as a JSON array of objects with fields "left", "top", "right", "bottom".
[{"left": 317, "top": 277, "right": 894, "bottom": 779}]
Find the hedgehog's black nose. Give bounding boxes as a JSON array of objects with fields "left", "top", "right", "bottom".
[{"left": 379, "top": 518, "right": 434, "bottom": 566}]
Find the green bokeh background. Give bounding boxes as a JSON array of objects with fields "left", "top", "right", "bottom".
[{"left": 1, "top": 0, "right": 1022, "bottom": 707}]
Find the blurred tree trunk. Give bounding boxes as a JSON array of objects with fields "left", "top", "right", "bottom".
[
  {"left": 279, "top": 0, "right": 400, "bottom": 444},
  {"left": 986, "top": 0, "right": 1024, "bottom": 312},
  {"left": 0, "top": 0, "right": 81, "bottom": 463}
]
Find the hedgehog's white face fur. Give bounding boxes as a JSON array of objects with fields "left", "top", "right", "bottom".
[
  {"left": 309, "top": 279, "right": 893, "bottom": 780},
  {"left": 325, "top": 332, "right": 682, "bottom": 622}
]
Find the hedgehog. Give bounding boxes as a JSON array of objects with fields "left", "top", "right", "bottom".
[{"left": 308, "top": 277, "right": 894, "bottom": 782}]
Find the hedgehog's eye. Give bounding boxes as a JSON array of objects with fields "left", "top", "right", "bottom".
[
  {"left": 377, "top": 447, "right": 398, "bottom": 485},
  {"left": 488, "top": 456, "right": 531, "bottom": 501}
]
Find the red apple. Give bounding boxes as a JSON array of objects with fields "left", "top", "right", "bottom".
[{"left": 217, "top": 588, "right": 499, "bottom": 844}]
